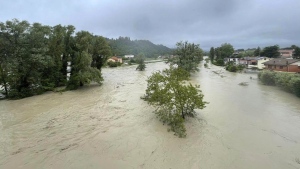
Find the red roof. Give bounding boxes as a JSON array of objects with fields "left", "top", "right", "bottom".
[{"left": 110, "top": 56, "right": 119, "bottom": 61}]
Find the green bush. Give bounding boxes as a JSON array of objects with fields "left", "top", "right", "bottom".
[
  {"left": 258, "top": 70, "right": 300, "bottom": 97},
  {"left": 107, "top": 61, "right": 121, "bottom": 67},
  {"left": 225, "top": 61, "right": 244, "bottom": 72},
  {"left": 258, "top": 71, "right": 276, "bottom": 85},
  {"left": 214, "top": 59, "right": 224, "bottom": 66},
  {"left": 290, "top": 77, "right": 300, "bottom": 97}
]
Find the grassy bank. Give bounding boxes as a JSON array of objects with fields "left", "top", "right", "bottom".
[{"left": 258, "top": 70, "right": 300, "bottom": 97}]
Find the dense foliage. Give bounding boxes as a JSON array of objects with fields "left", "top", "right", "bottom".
[
  {"left": 168, "top": 41, "right": 203, "bottom": 73},
  {"left": 225, "top": 61, "right": 244, "bottom": 72},
  {"left": 291, "top": 45, "right": 300, "bottom": 59},
  {"left": 108, "top": 37, "right": 172, "bottom": 58},
  {"left": 261, "top": 45, "right": 280, "bottom": 58},
  {"left": 258, "top": 71, "right": 300, "bottom": 97},
  {"left": 214, "top": 43, "right": 234, "bottom": 60},
  {"left": 143, "top": 67, "right": 207, "bottom": 137},
  {"left": 214, "top": 59, "right": 225, "bottom": 66},
  {"left": 107, "top": 61, "right": 121, "bottom": 67},
  {"left": 0, "top": 19, "right": 111, "bottom": 98},
  {"left": 254, "top": 46, "right": 261, "bottom": 56}
]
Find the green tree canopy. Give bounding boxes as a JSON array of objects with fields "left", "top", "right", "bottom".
[
  {"left": 261, "top": 45, "right": 280, "bottom": 58},
  {"left": 108, "top": 37, "right": 172, "bottom": 57},
  {"left": 0, "top": 19, "right": 110, "bottom": 98},
  {"left": 67, "top": 31, "right": 103, "bottom": 90},
  {"left": 219, "top": 43, "right": 234, "bottom": 59},
  {"left": 291, "top": 45, "right": 300, "bottom": 59},
  {"left": 91, "top": 36, "right": 112, "bottom": 69},
  {"left": 254, "top": 46, "right": 261, "bottom": 56},
  {"left": 169, "top": 41, "right": 203, "bottom": 73}
]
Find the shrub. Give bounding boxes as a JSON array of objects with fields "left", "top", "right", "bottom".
[
  {"left": 204, "top": 63, "right": 208, "bottom": 68},
  {"left": 107, "top": 61, "right": 120, "bottom": 67},
  {"left": 258, "top": 71, "right": 276, "bottom": 85},
  {"left": 215, "top": 59, "right": 224, "bottom": 66}
]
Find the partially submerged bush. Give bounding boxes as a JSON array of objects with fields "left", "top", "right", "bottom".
[
  {"left": 107, "top": 61, "right": 121, "bottom": 67},
  {"left": 258, "top": 71, "right": 276, "bottom": 85},
  {"left": 214, "top": 59, "right": 225, "bottom": 66}
]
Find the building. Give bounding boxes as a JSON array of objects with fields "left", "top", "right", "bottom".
[
  {"left": 257, "top": 57, "right": 271, "bottom": 69},
  {"left": 107, "top": 56, "right": 123, "bottom": 63},
  {"left": 124, "top": 55, "right": 134, "bottom": 59},
  {"left": 224, "top": 57, "right": 239, "bottom": 64},
  {"left": 263, "top": 59, "right": 300, "bottom": 73},
  {"left": 279, "top": 49, "right": 294, "bottom": 59}
]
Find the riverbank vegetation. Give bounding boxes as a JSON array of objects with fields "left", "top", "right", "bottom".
[
  {"left": 258, "top": 71, "right": 300, "bottom": 97},
  {"left": 0, "top": 19, "right": 173, "bottom": 99},
  {"left": 108, "top": 37, "right": 172, "bottom": 58},
  {"left": 0, "top": 19, "right": 111, "bottom": 98}
]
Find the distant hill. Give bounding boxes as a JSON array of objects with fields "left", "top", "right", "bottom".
[{"left": 107, "top": 37, "right": 173, "bottom": 57}]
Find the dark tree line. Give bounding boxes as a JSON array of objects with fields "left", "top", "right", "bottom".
[
  {"left": 0, "top": 19, "right": 111, "bottom": 98},
  {"left": 108, "top": 37, "right": 173, "bottom": 58}
]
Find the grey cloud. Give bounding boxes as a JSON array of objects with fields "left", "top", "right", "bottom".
[{"left": 1, "top": 0, "right": 299, "bottom": 50}]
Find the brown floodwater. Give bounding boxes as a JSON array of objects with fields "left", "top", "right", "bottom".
[{"left": 0, "top": 62, "right": 300, "bottom": 169}]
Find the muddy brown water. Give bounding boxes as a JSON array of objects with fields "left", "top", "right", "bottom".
[{"left": 1, "top": 62, "right": 300, "bottom": 169}]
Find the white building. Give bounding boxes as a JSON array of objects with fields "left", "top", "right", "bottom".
[{"left": 124, "top": 55, "right": 134, "bottom": 58}]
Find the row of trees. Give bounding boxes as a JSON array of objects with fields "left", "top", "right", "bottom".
[
  {"left": 144, "top": 41, "right": 207, "bottom": 137},
  {"left": 0, "top": 19, "right": 111, "bottom": 98},
  {"left": 209, "top": 44, "right": 300, "bottom": 61},
  {"left": 209, "top": 43, "right": 234, "bottom": 62}
]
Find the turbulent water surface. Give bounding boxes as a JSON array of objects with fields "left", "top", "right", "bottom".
[{"left": 0, "top": 62, "right": 300, "bottom": 169}]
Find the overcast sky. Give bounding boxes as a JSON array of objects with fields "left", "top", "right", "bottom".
[{"left": 1, "top": 0, "right": 299, "bottom": 50}]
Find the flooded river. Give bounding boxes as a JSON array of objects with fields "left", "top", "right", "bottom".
[{"left": 1, "top": 62, "right": 300, "bottom": 169}]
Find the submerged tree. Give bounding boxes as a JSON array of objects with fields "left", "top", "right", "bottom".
[
  {"left": 136, "top": 53, "right": 146, "bottom": 71},
  {"left": 144, "top": 67, "right": 207, "bottom": 137},
  {"left": 169, "top": 41, "right": 203, "bottom": 73}
]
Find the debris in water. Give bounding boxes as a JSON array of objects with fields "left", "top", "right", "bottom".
[{"left": 238, "top": 82, "right": 249, "bottom": 86}]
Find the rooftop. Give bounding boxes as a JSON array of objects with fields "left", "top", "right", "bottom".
[{"left": 263, "top": 59, "right": 300, "bottom": 66}]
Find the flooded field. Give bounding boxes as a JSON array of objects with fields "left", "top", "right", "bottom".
[{"left": 1, "top": 62, "right": 300, "bottom": 169}]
